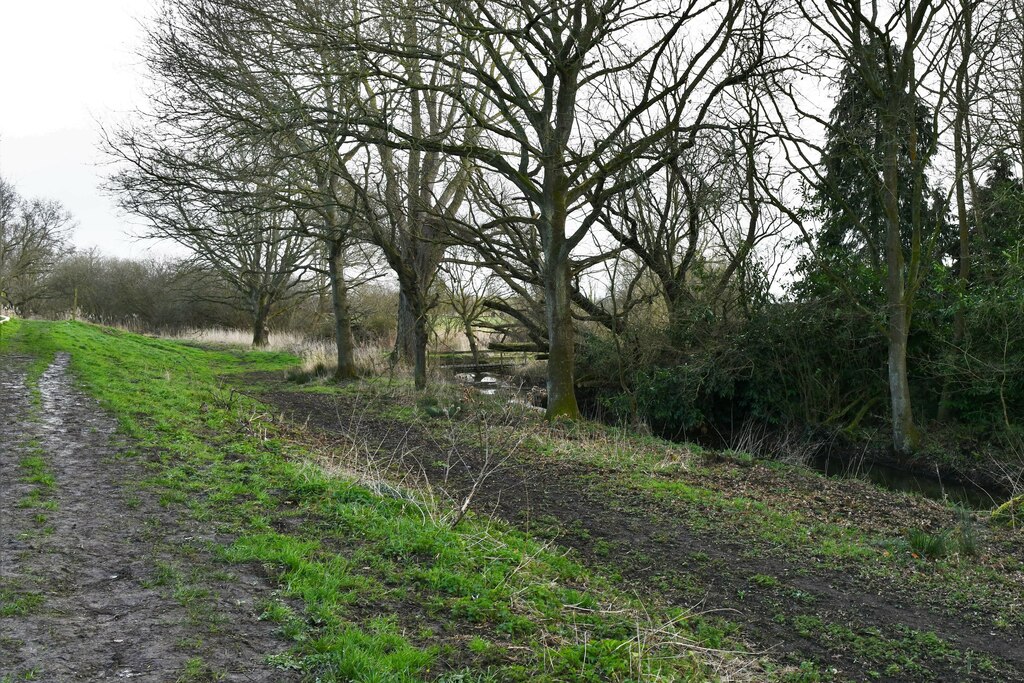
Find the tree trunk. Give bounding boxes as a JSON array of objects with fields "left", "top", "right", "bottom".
[
  {"left": 538, "top": 152, "right": 582, "bottom": 420},
  {"left": 544, "top": 253, "right": 579, "bottom": 420},
  {"left": 314, "top": 269, "right": 332, "bottom": 335},
  {"left": 663, "top": 285, "right": 687, "bottom": 333},
  {"left": 887, "top": 302, "right": 918, "bottom": 453},
  {"left": 329, "top": 238, "right": 358, "bottom": 381},
  {"left": 413, "top": 299, "right": 428, "bottom": 390},
  {"left": 881, "top": 108, "right": 919, "bottom": 455},
  {"left": 251, "top": 294, "right": 271, "bottom": 348},
  {"left": 938, "top": 3, "right": 975, "bottom": 422},
  {"left": 1018, "top": 26, "right": 1024, "bottom": 173},
  {"left": 395, "top": 291, "right": 417, "bottom": 361},
  {"left": 464, "top": 320, "right": 480, "bottom": 368},
  {"left": 394, "top": 272, "right": 429, "bottom": 389},
  {"left": 938, "top": 108, "right": 972, "bottom": 422}
]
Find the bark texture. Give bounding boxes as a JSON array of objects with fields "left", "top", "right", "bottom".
[{"left": 329, "top": 238, "right": 358, "bottom": 381}]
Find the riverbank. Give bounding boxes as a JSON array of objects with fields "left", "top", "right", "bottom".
[
  {"left": 454, "top": 367, "right": 1020, "bottom": 512},
  {"left": 1, "top": 321, "right": 751, "bottom": 681},
  {"left": 253, "top": 363, "right": 1024, "bottom": 682}
]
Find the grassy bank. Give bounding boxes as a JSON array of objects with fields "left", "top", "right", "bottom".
[{"left": 4, "top": 320, "right": 753, "bottom": 682}]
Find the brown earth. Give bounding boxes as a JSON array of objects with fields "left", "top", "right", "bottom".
[
  {"left": 0, "top": 354, "right": 298, "bottom": 682},
  {"left": 257, "top": 385, "right": 1024, "bottom": 683}
]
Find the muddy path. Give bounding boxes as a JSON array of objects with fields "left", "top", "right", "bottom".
[
  {"left": 1, "top": 354, "right": 297, "bottom": 682},
  {"left": 259, "top": 387, "right": 1024, "bottom": 683}
]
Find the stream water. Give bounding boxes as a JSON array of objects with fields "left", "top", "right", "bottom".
[
  {"left": 455, "top": 372, "right": 1008, "bottom": 511},
  {"left": 809, "top": 452, "right": 1005, "bottom": 510}
]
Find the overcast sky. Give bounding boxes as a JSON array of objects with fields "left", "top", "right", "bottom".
[{"left": 0, "top": 0, "right": 169, "bottom": 258}]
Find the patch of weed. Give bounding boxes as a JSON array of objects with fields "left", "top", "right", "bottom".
[
  {"left": 750, "top": 574, "right": 779, "bottom": 588},
  {"left": 0, "top": 589, "right": 45, "bottom": 617},
  {"left": 175, "top": 657, "right": 224, "bottom": 682}
]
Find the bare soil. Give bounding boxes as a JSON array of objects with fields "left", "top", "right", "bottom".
[
  {"left": 259, "top": 386, "right": 1024, "bottom": 683},
  {"left": 0, "top": 354, "right": 298, "bottom": 682}
]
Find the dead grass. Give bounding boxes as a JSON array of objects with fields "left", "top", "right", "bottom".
[
  {"left": 166, "top": 327, "right": 311, "bottom": 353},
  {"left": 164, "top": 327, "right": 394, "bottom": 378},
  {"left": 290, "top": 337, "right": 392, "bottom": 378}
]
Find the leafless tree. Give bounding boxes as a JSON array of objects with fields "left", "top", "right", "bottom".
[
  {"left": 0, "top": 178, "right": 74, "bottom": 311},
  {"left": 110, "top": 146, "right": 318, "bottom": 346},
  {"left": 116, "top": 0, "right": 477, "bottom": 386},
  {"left": 436, "top": 248, "right": 502, "bottom": 366},
  {"left": 929, "top": 0, "right": 1004, "bottom": 418},
  {"left": 980, "top": 0, "right": 1024, "bottom": 173},
  {"left": 107, "top": 0, "right": 379, "bottom": 374},
  {"left": 341, "top": 0, "right": 778, "bottom": 418},
  {"left": 596, "top": 82, "right": 786, "bottom": 328}
]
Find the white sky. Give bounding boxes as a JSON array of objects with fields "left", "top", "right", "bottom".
[{"left": 0, "top": 0, "right": 169, "bottom": 258}]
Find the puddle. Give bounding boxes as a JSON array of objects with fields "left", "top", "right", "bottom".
[{"left": 454, "top": 372, "right": 543, "bottom": 406}]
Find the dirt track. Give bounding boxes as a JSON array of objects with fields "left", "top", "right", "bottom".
[{"left": 0, "top": 354, "right": 296, "bottom": 681}]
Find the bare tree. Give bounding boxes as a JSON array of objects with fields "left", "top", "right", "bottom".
[
  {"left": 0, "top": 178, "right": 74, "bottom": 311},
  {"left": 343, "top": 0, "right": 775, "bottom": 418},
  {"left": 120, "top": 0, "right": 477, "bottom": 386},
  {"left": 110, "top": 146, "right": 318, "bottom": 346},
  {"left": 933, "top": 0, "right": 1003, "bottom": 418},
  {"left": 981, "top": 0, "right": 1024, "bottom": 172},
  {"left": 436, "top": 248, "right": 502, "bottom": 366},
  {"left": 596, "top": 84, "right": 785, "bottom": 328},
  {"left": 107, "top": 0, "right": 378, "bottom": 374}
]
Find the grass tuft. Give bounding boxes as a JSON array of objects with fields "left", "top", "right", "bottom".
[{"left": 907, "top": 528, "right": 949, "bottom": 560}]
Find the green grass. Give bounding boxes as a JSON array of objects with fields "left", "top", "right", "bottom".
[
  {"left": 0, "top": 589, "right": 45, "bottom": 617},
  {"left": 789, "top": 614, "right": 996, "bottom": 680},
  {"left": 0, "top": 316, "right": 21, "bottom": 353},
  {"left": 9, "top": 319, "right": 1018, "bottom": 680},
  {"left": 365, "top": 360, "right": 1024, "bottom": 667},
  {"left": 750, "top": 574, "right": 779, "bottom": 588},
  {"left": 4, "top": 321, "right": 733, "bottom": 682},
  {"left": 460, "top": 405, "right": 1024, "bottom": 629},
  {"left": 908, "top": 528, "right": 950, "bottom": 560},
  {"left": 175, "top": 656, "right": 225, "bottom": 683},
  {"left": 0, "top": 668, "right": 41, "bottom": 683},
  {"left": 11, "top": 374, "right": 59, "bottom": 545},
  {"left": 20, "top": 453, "right": 55, "bottom": 489}
]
